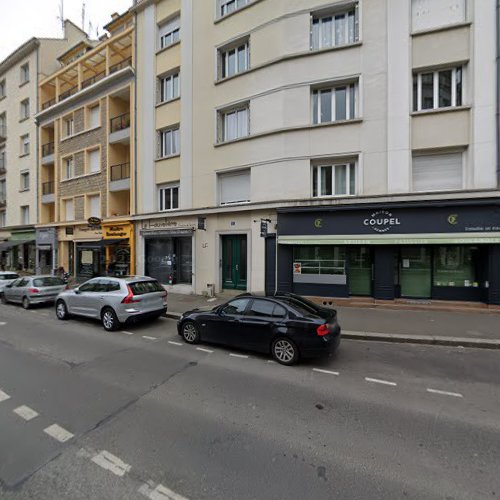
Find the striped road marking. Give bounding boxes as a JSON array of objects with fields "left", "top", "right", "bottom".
[
  {"left": 0, "top": 389, "right": 11, "bottom": 402},
  {"left": 142, "top": 336, "right": 158, "bottom": 341},
  {"left": 13, "top": 405, "right": 39, "bottom": 421},
  {"left": 229, "top": 353, "right": 248, "bottom": 359},
  {"left": 91, "top": 450, "right": 131, "bottom": 477},
  {"left": 196, "top": 347, "right": 213, "bottom": 353},
  {"left": 313, "top": 368, "right": 340, "bottom": 376},
  {"left": 427, "top": 388, "right": 463, "bottom": 398},
  {"left": 139, "top": 482, "right": 189, "bottom": 500},
  {"left": 168, "top": 341, "right": 182, "bottom": 346},
  {"left": 121, "top": 331, "right": 135, "bottom": 335},
  {"left": 0, "top": 322, "right": 6, "bottom": 326},
  {"left": 44, "top": 424, "right": 74, "bottom": 443},
  {"left": 365, "top": 377, "right": 397, "bottom": 387}
]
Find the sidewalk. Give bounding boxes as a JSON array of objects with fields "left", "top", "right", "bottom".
[{"left": 166, "top": 292, "right": 500, "bottom": 350}]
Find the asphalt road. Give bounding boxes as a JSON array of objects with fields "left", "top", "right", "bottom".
[{"left": 0, "top": 302, "right": 499, "bottom": 499}]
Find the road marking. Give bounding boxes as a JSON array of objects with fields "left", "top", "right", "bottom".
[
  {"left": 121, "top": 331, "right": 135, "bottom": 335},
  {"left": 91, "top": 450, "right": 131, "bottom": 477},
  {"left": 196, "top": 347, "right": 213, "bottom": 353},
  {"left": 313, "top": 368, "right": 340, "bottom": 376},
  {"left": 267, "top": 360, "right": 276, "bottom": 364},
  {"left": 168, "top": 341, "right": 182, "bottom": 346},
  {"left": 229, "top": 353, "right": 248, "bottom": 359},
  {"left": 0, "top": 321, "right": 6, "bottom": 326},
  {"left": 427, "top": 388, "right": 463, "bottom": 398},
  {"left": 365, "top": 377, "right": 397, "bottom": 387},
  {"left": 44, "top": 424, "right": 74, "bottom": 442},
  {"left": 139, "top": 482, "right": 190, "bottom": 500},
  {"left": 13, "top": 405, "right": 39, "bottom": 421},
  {"left": 0, "top": 389, "right": 11, "bottom": 402},
  {"left": 142, "top": 336, "right": 158, "bottom": 341}
]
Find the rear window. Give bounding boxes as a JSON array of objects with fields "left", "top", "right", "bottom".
[
  {"left": 0, "top": 274, "right": 18, "bottom": 280},
  {"left": 129, "top": 280, "right": 164, "bottom": 295},
  {"left": 33, "top": 277, "right": 65, "bottom": 287}
]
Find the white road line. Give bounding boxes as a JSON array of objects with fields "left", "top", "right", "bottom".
[
  {"left": 0, "top": 321, "right": 6, "bottom": 326},
  {"left": 0, "top": 389, "right": 11, "bottom": 402},
  {"left": 142, "top": 336, "right": 158, "bottom": 341},
  {"left": 13, "top": 405, "right": 39, "bottom": 421},
  {"left": 313, "top": 368, "right": 340, "bottom": 376},
  {"left": 427, "top": 388, "right": 463, "bottom": 398},
  {"left": 267, "top": 360, "right": 276, "bottom": 364},
  {"left": 91, "top": 450, "right": 131, "bottom": 477},
  {"left": 44, "top": 424, "right": 74, "bottom": 443},
  {"left": 196, "top": 347, "right": 213, "bottom": 353},
  {"left": 365, "top": 377, "right": 397, "bottom": 387},
  {"left": 229, "top": 353, "right": 248, "bottom": 359},
  {"left": 168, "top": 341, "right": 182, "bottom": 346},
  {"left": 121, "top": 331, "right": 135, "bottom": 335},
  {"left": 139, "top": 482, "right": 190, "bottom": 500}
]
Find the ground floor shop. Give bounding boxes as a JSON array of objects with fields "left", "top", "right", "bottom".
[
  {"left": 276, "top": 201, "right": 500, "bottom": 305},
  {"left": 0, "top": 228, "right": 36, "bottom": 272},
  {"left": 35, "top": 227, "right": 57, "bottom": 274}
]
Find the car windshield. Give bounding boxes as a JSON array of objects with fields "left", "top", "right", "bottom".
[
  {"left": 0, "top": 274, "right": 18, "bottom": 280},
  {"left": 129, "top": 280, "right": 164, "bottom": 295},
  {"left": 33, "top": 277, "right": 65, "bottom": 287}
]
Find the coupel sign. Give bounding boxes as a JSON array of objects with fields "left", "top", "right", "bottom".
[{"left": 363, "top": 210, "right": 401, "bottom": 233}]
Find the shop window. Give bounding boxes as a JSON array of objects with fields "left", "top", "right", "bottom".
[
  {"left": 433, "top": 246, "right": 478, "bottom": 287},
  {"left": 311, "top": 4, "right": 359, "bottom": 51},
  {"left": 312, "top": 162, "right": 356, "bottom": 197},
  {"left": 411, "top": 0, "right": 466, "bottom": 32},
  {"left": 145, "top": 235, "right": 192, "bottom": 284},
  {"left": 412, "top": 152, "right": 463, "bottom": 192},
  {"left": 293, "top": 246, "right": 347, "bottom": 277}
]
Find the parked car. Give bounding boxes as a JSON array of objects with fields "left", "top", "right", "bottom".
[
  {"left": 1, "top": 275, "right": 66, "bottom": 309},
  {"left": 55, "top": 276, "right": 168, "bottom": 331},
  {"left": 177, "top": 294, "right": 341, "bottom": 365},
  {"left": 0, "top": 272, "right": 20, "bottom": 293}
]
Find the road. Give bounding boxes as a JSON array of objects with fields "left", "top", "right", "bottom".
[{"left": 0, "top": 301, "right": 499, "bottom": 499}]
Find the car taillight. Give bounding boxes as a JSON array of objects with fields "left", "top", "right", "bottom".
[
  {"left": 161, "top": 290, "right": 167, "bottom": 298},
  {"left": 122, "top": 285, "right": 141, "bottom": 304},
  {"left": 28, "top": 288, "right": 40, "bottom": 294},
  {"left": 316, "top": 324, "right": 330, "bottom": 337}
]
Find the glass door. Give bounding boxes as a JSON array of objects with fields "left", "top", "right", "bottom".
[
  {"left": 222, "top": 235, "right": 247, "bottom": 290},
  {"left": 348, "top": 247, "right": 372, "bottom": 296},
  {"left": 400, "top": 247, "right": 431, "bottom": 298}
]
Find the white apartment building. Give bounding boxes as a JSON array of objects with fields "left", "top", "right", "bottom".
[
  {"left": 0, "top": 21, "right": 89, "bottom": 272},
  {"left": 134, "top": 0, "right": 500, "bottom": 307}
]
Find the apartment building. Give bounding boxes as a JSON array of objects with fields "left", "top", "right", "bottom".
[
  {"left": 36, "top": 11, "right": 136, "bottom": 279},
  {"left": 134, "top": 0, "right": 500, "bottom": 306},
  {"left": 0, "top": 21, "right": 89, "bottom": 272}
]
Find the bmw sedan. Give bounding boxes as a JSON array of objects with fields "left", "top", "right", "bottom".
[
  {"left": 177, "top": 294, "right": 340, "bottom": 365},
  {"left": 1, "top": 276, "right": 66, "bottom": 309},
  {"left": 55, "top": 276, "right": 168, "bottom": 331}
]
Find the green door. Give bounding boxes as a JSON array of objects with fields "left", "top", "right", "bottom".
[
  {"left": 400, "top": 247, "right": 431, "bottom": 298},
  {"left": 348, "top": 247, "right": 372, "bottom": 296},
  {"left": 222, "top": 235, "right": 247, "bottom": 290}
]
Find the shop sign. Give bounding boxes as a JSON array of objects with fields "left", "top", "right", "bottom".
[
  {"left": 88, "top": 217, "right": 102, "bottom": 228},
  {"left": 293, "top": 262, "right": 302, "bottom": 274},
  {"left": 142, "top": 218, "right": 196, "bottom": 230},
  {"left": 103, "top": 224, "right": 132, "bottom": 240},
  {"left": 363, "top": 211, "right": 401, "bottom": 233}
]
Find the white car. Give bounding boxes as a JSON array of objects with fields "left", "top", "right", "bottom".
[{"left": 0, "top": 272, "right": 20, "bottom": 293}]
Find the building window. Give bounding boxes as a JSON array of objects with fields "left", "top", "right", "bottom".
[
  {"left": 159, "top": 72, "right": 180, "bottom": 103},
  {"left": 219, "top": 40, "right": 249, "bottom": 79},
  {"left": 0, "top": 113, "right": 6, "bottom": 136},
  {"left": 20, "top": 134, "right": 30, "bottom": 156},
  {"left": 88, "top": 104, "right": 100, "bottom": 129},
  {"left": 159, "top": 16, "right": 180, "bottom": 49},
  {"left": 20, "top": 99, "right": 30, "bottom": 120},
  {"left": 87, "top": 149, "right": 100, "bottom": 173},
  {"left": 413, "top": 67, "right": 463, "bottom": 111},
  {"left": 20, "top": 171, "right": 30, "bottom": 191},
  {"left": 219, "top": 0, "right": 250, "bottom": 18},
  {"left": 219, "top": 105, "right": 249, "bottom": 142},
  {"left": 158, "top": 127, "right": 180, "bottom": 158},
  {"left": 64, "top": 157, "right": 74, "bottom": 179},
  {"left": 64, "top": 199, "right": 74, "bottom": 221},
  {"left": 218, "top": 169, "right": 250, "bottom": 205},
  {"left": 0, "top": 211, "right": 5, "bottom": 227},
  {"left": 63, "top": 116, "right": 74, "bottom": 137},
  {"left": 20, "top": 63, "right": 29, "bottom": 84},
  {"left": 311, "top": 5, "right": 359, "bottom": 51},
  {"left": 0, "top": 79, "right": 5, "bottom": 99},
  {"left": 312, "top": 82, "right": 358, "bottom": 124},
  {"left": 0, "top": 179, "right": 6, "bottom": 202},
  {"left": 411, "top": 0, "right": 466, "bottom": 32},
  {"left": 433, "top": 246, "right": 477, "bottom": 287},
  {"left": 312, "top": 163, "right": 356, "bottom": 197},
  {"left": 158, "top": 185, "right": 179, "bottom": 211},
  {"left": 20, "top": 205, "right": 29, "bottom": 225},
  {"left": 0, "top": 148, "right": 5, "bottom": 170},
  {"left": 87, "top": 194, "right": 101, "bottom": 218},
  {"left": 412, "top": 152, "right": 463, "bottom": 192}
]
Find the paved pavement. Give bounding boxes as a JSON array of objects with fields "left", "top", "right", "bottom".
[{"left": 0, "top": 300, "right": 499, "bottom": 499}]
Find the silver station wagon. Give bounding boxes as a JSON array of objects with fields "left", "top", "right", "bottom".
[
  {"left": 55, "top": 276, "right": 168, "bottom": 331},
  {"left": 1, "top": 276, "right": 66, "bottom": 309}
]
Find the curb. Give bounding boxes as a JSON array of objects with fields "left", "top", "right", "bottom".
[{"left": 166, "top": 312, "right": 182, "bottom": 320}]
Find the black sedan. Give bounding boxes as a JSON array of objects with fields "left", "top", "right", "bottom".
[{"left": 177, "top": 294, "right": 340, "bottom": 365}]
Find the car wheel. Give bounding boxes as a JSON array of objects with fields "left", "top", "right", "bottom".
[
  {"left": 22, "top": 296, "right": 30, "bottom": 310},
  {"left": 56, "top": 300, "right": 69, "bottom": 320},
  {"left": 0, "top": 293, "right": 7, "bottom": 305},
  {"left": 101, "top": 307, "right": 120, "bottom": 331},
  {"left": 181, "top": 321, "right": 200, "bottom": 344},
  {"left": 271, "top": 337, "right": 299, "bottom": 366}
]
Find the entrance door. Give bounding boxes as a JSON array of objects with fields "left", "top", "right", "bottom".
[
  {"left": 348, "top": 247, "right": 372, "bottom": 296},
  {"left": 400, "top": 247, "right": 431, "bottom": 298},
  {"left": 222, "top": 235, "right": 247, "bottom": 290}
]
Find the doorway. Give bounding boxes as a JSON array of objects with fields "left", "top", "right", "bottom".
[
  {"left": 399, "top": 247, "right": 432, "bottom": 298},
  {"left": 348, "top": 247, "right": 372, "bottom": 296},
  {"left": 221, "top": 235, "right": 247, "bottom": 290}
]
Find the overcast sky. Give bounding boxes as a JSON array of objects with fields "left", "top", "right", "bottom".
[{"left": 0, "top": 0, "right": 133, "bottom": 61}]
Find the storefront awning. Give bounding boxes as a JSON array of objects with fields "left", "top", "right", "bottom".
[{"left": 0, "top": 239, "right": 35, "bottom": 251}]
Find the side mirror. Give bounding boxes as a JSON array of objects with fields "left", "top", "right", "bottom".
[
  {"left": 218, "top": 307, "right": 225, "bottom": 316},
  {"left": 74, "top": 288, "right": 81, "bottom": 294}
]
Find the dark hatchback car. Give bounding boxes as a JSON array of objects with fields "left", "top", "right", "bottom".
[{"left": 177, "top": 294, "right": 340, "bottom": 365}]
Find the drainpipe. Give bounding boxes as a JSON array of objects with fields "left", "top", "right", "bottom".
[{"left": 497, "top": 0, "right": 500, "bottom": 187}]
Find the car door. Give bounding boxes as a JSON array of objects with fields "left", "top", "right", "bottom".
[
  {"left": 4, "top": 278, "right": 21, "bottom": 301},
  {"left": 71, "top": 279, "right": 98, "bottom": 316},
  {"left": 11, "top": 278, "right": 29, "bottom": 303}
]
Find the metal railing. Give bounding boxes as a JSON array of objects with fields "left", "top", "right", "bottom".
[
  {"left": 109, "top": 57, "right": 132, "bottom": 75},
  {"left": 41, "top": 142, "right": 54, "bottom": 157},
  {"left": 42, "top": 181, "right": 55, "bottom": 195},
  {"left": 0, "top": 125, "right": 6, "bottom": 139},
  {"left": 59, "top": 85, "right": 78, "bottom": 102},
  {"left": 0, "top": 155, "right": 5, "bottom": 174},
  {"left": 41, "top": 98, "right": 56, "bottom": 110},
  {"left": 110, "top": 163, "right": 130, "bottom": 181},
  {"left": 81, "top": 70, "right": 106, "bottom": 90},
  {"left": 0, "top": 197, "right": 6, "bottom": 207},
  {"left": 110, "top": 112, "right": 130, "bottom": 133}
]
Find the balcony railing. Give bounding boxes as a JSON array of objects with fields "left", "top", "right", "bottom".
[
  {"left": 109, "top": 57, "right": 132, "bottom": 75},
  {"left": 81, "top": 70, "right": 106, "bottom": 90},
  {"left": 110, "top": 112, "right": 130, "bottom": 133},
  {"left": 0, "top": 125, "right": 6, "bottom": 139},
  {"left": 42, "top": 142, "right": 55, "bottom": 157},
  {"left": 0, "top": 156, "right": 5, "bottom": 174},
  {"left": 42, "top": 98, "right": 56, "bottom": 110},
  {"left": 111, "top": 162, "right": 130, "bottom": 181},
  {"left": 59, "top": 85, "right": 78, "bottom": 102},
  {"left": 0, "top": 197, "right": 6, "bottom": 207},
  {"left": 42, "top": 181, "right": 55, "bottom": 195}
]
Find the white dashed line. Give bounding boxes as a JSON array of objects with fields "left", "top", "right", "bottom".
[
  {"left": 44, "top": 424, "right": 74, "bottom": 443},
  {"left": 13, "top": 405, "right": 39, "bottom": 421},
  {"left": 427, "top": 388, "right": 463, "bottom": 398},
  {"left": 0, "top": 321, "right": 6, "bottom": 326},
  {"left": 196, "top": 347, "right": 213, "bottom": 353},
  {"left": 139, "top": 482, "right": 190, "bottom": 500},
  {"left": 313, "top": 368, "right": 340, "bottom": 376},
  {"left": 0, "top": 389, "right": 11, "bottom": 402},
  {"left": 267, "top": 360, "right": 276, "bottom": 364},
  {"left": 142, "top": 336, "right": 158, "bottom": 341},
  {"left": 91, "top": 450, "right": 131, "bottom": 477},
  {"left": 229, "top": 353, "right": 248, "bottom": 359},
  {"left": 168, "top": 340, "right": 183, "bottom": 346},
  {"left": 121, "top": 331, "right": 135, "bottom": 335},
  {"left": 365, "top": 377, "right": 397, "bottom": 387}
]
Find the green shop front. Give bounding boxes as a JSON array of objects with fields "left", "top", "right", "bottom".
[
  {"left": 276, "top": 200, "right": 500, "bottom": 305},
  {"left": 0, "top": 228, "right": 36, "bottom": 272}
]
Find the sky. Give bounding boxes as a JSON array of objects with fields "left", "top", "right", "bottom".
[{"left": 0, "top": 0, "right": 133, "bottom": 61}]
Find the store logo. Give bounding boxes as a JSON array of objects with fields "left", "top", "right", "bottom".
[
  {"left": 363, "top": 210, "right": 401, "bottom": 233},
  {"left": 447, "top": 214, "right": 459, "bottom": 225},
  {"left": 314, "top": 218, "right": 323, "bottom": 229}
]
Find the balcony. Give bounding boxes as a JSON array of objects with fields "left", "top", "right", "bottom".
[
  {"left": 81, "top": 70, "right": 106, "bottom": 90},
  {"left": 41, "top": 142, "right": 55, "bottom": 165},
  {"left": 0, "top": 156, "right": 5, "bottom": 175},
  {"left": 109, "top": 57, "right": 132, "bottom": 75},
  {"left": 59, "top": 85, "right": 79, "bottom": 102},
  {"left": 42, "top": 98, "right": 56, "bottom": 110},
  {"left": 0, "top": 125, "right": 6, "bottom": 141},
  {"left": 0, "top": 197, "right": 5, "bottom": 208},
  {"left": 109, "top": 112, "right": 130, "bottom": 144},
  {"left": 42, "top": 181, "right": 55, "bottom": 204},
  {"left": 110, "top": 162, "right": 130, "bottom": 191}
]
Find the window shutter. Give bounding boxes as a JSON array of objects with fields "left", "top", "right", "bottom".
[
  {"left": 89, "top": 150, "right": 100, "bottom": 173},
  {"left": 89, "top": 106, "right": 100, "bottom": 128},
  {"left": 89, "top": 195, "right": 100, "bottom": 218},
  {"left": 158, "top": 16, "right": 180, "bottom": 43},
  {"left": 65, "top": 200, "right": 74, "bottom": 221},
  {"left": 219, "top": 170, "right": 250, "bottom": 204},
  {"left": 412, "top": 153, "right": 463, "bottom": 192},
  {"left": 411, "top": 0, "right": 465, "bottom": 32}
]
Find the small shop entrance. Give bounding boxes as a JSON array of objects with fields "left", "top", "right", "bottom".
[
  {"left": 221, "top": 235, "right": 247, "bottom": 290},
  {"left": 348, "top": 247, "right": 372, "bottom": 296},
  {"left": 399, "top": 247, "right": 432, "bottom": 298}
]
